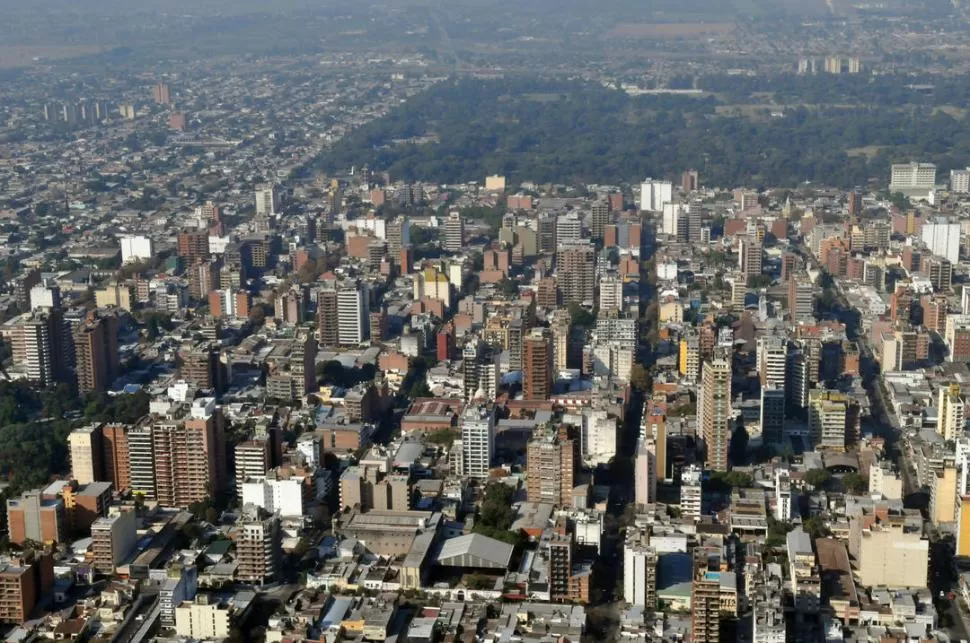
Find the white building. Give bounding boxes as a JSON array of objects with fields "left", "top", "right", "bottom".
[
  {"left": 640, "top": 178, "right": 673, "bottom": 212},
  {"left": 241, "top": 476, "right": 304, "bottom": 518},
  {"left": 623, "top": 532, "right": 657, "bottom": 609},
  {"left": 583, "top": 408, "right": 617, "bottom": 467},
  {"left": 681, "top": 464, "right": 703, "bottom": 519},
  {"left": 255, "top": 184, "right": 281, "bottom": 217},
  {"left": 951, "top": 168, "right": 970, "bottom": 193},
  {"left": 556, "top": 212, "right": 582, "bottom": 244},
  {"left": 337, "top": 282, "right": 369, "bottom": 345},
  {"left": 921, "top": 217, "right": 961, "bottom": 263},
  {"left": 598, "top": 274, "right": 624, "bottom": 313},
  {"left": 120, "top": 235, "right": 153, "bottom": 264},
  {"left": 661, "top": 203, "right": 682, "bottom": 236},
  {"left": 889, "top": 162, "right": 936, "bottom": 196},
  {"left": 28, "top": 282, "right": 60, "bottom": 311},
  {"left": 460, "top": 404, "right": 495, "bottom": 478},
  {"left": 175, "top": 597, "right": 231, "bottom": 640}
]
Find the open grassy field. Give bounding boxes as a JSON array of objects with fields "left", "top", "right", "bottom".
[
  {"left": 0, "top": 45, "right": 105, "bottom": 68},
  {"left": 609, "top": 22, "right": 736, "bottom": 39}
]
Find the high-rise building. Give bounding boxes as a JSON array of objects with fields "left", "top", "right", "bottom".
[
  {"left": 234, "top": 439, "right": 271, "bottom": 498},
  {"left": 639, "top": 178, "right": 673, "bottom": 212},
  {"left": 809, "top": 390, "right": 858, "bottom": 451},
  {"left": 557, "top": 241, "right": 596, "bottom": 306},
  {"left": 700, "top": 359, "right": 732, "bottom": 471},
  {"left": 143, "top": 399, "right": 228, "bottom": 507},
  {"left": 738, "top": 236, "right": 763, "bottom": 278},
  {"left": 336, "top": 281, "right": 370, "bottom": 345},
  {"left": 597, "top": 274, "right": 624, "bottom": 313},
  {"left": 462, "top": 338, "right": 498, "bottom": 402},
  {"left": 127, "top": 425, "right": 156, "bottom": 499},
  {"left": 178, "top": 343, "right": 226, "bottom": 393},
  {"left": 0, "top": 552, "right": 54, "bottom": 624},
  {"left": 73, "top": 311, "right": 120, "bottom": 395},
  {"left": 634, "top": 437, "right": 656, "bottom": 508},
  {"left": 938, "top": 384, "right": 966, "bottom": 442},
  {"left": 550, "top": 309, "right": 572, "bottom": 373},
  {"left": 317, "top": 285, "right": 339, "bottom": 348},
  {"left": 623, "top": 527, "right": 658, "bottom": 609},
  {"left": 922, "top": 217, "right": 961, "bottom": 263},
  {"left": 679, "top": 330, "right": 700, "bottom": 381},
  {"left": 681, "top": 169, "right": 699, "bottom": 192},
  {"left": 68, "top": 425, "right": 103, "bottom": 486},
  {"left": 177, "top": 229, "right": 209, "bottom": 266},
  {"left": 7, "top": 310, "right": 72, "bottom": 387},
  {"left": 526, "top": 425, "right": 576, "bottom": 506},
  {"left": 235, "top": 511, "right": 281, "bottom": 585},
  {"left": 761, "top": 385, "right": 786, "bottom": 447},
  {"left": 556, "top": 212, "right": 581, "bottom": 245},
  {"left": 443, "top": 211, "right": 464, "bottom": 252},
  {"left": 591, "top": 201, "right": 611, "bottom": 239},
  {"left": 152, "top": 82, "right": 170, "bottom": 104},
  {"left": 890, "top": 162, "right": 936, "bottom": 195},
  {"left": 757, "top": 335, "right": 787, "bottom": 389},
  {"left": 691, "top": 551, "right": 723, "bottom": 643},
  {"left": 90, "top": 510, "right": 137, "bottom": 574},
  {"left": 386, "top": 217, "right": 410, "bottom": 257},
  {"left": 523, "top": 328, "right": 553, "bottom": 401},
  {"left": 254, "top": 184, "right": 280, "bottom": 217},
  {"left": 788, "top": 275, "right": 815, "bottom": 322},
  {"left": 946, "top": 314, "right": 970, "bottom": 363},
  {"left": 951, "top": 168, "right": 970, "bottom": 194},
  {"left": 536, "top": 213, "right": 561, "bottom": 254},
  {"left": 460, "top": 404, "right": 495, "bottom": 479},
  {"left": 102, "top": 424, "right": 130, "bottom": 492}
]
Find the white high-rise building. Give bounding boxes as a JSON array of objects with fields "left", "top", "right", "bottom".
[
  {"left": 443, "top": 211, "right": 464, "bottom": 252},
  {"left": 255, "top": 184, "right": 281, "bottom": 217},
  {"left": 640, "top": 178, "right": 673, "bottom": 212},
  {"left": 582, "top": 408, "right": 617, "bottom": 466},
  {"left": 556, "top": 212, "right": 582, "bottom": 244},
  {"left": 336, "top": 282, "right": 369, "bottom": 345},
  {"left": 120, "top": 235, "right": 154, "bottom": 263},
  {"left": 681, "top": 464, "right": 703, "bottom": 519},
  {"left": 597, "top": 274, "right": 624, "bottom": 313},
  {"left": 938, "top": 384, "right": 967, "bottom": 442},
  {"left": 29, "top": 282, "right": 60, "bottom": 311},
  {"left": 661, "top": 203, "right": 682, "bottom": 235},
  {"left": 757, "top": 336, "right": 788, "bottom": 389},
  {"left": 921, "top": 217, "right": 961, "bottom": 263},
  {"left": 241, "top": 476, "right": 304, "bottom": 517},
  {"left": 889, "top": 162, "right": 936, "bottom": 193},
  {"left": 623, "top": 529, "right": 657, "bottom": 609},
  {"left": 460, "top": 404, "right": 495, "bottom": 478},
  {"left": 951, "top": 168, "right": 970, "bottom": 194}
]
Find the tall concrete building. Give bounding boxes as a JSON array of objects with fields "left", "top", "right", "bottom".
[
  {"left": 73, "top": 312, "right": 120, "bottom": 395},
  {"left": 177, "top": 229, "right": 209, "bottom": 266},
  {"left": 526, "top": 425, "right": 576, "bottom": 506},
  {"left": 738, "top": 236, "right": 763, "bottom": 278},
  {"left": 809, "top": 390, "right": 858, "bottom": 451},
  {"left": 102, "top": 424, "right": 130, "bottom": 492},
  {"left": 317, "top": 285, "right": 339, "bottom": 348},
  {"left": 634, "top": 437, "right": 656, "bottom": 508},
  {"left": 691, "top": 550, "right": 723, "bottom": 643},
  {"left": 523, "top": 328, "right": 553, "bottom": 401},
  {"left": 443, "top": 211, "right": 464, "bottom": 252},
  {"left": 90, "top": 510, "right": 137, "bottom": 574},
  {"left": 235, "top": 511, "right": 281, "bottom": 585},
  {"left": 757, "top": 335, "right": 787, "bottom": 389},
  {"left": 460, "top": 404, "right": 495, "bottom": 479},
  {"left": 590, "top": 200, "right": 611, "bottom": 239},
  {"left": 7, "top": 311, "right": 72, "bottom": 387},
  {"left": 939, "top": 384, "right": 967, "bottom": 442},
  {"left": 597, "top": 274, "right": 624, "bottom": 313},
  {"left": 623, "top": 528, "right": 657, "bottom": 609},
  {"left": 7, "top": 489, "right": 66, "bottom": 545},
  {"left": 760, "top": 385, "right": 786, "bottom": 447},
  {"left": 550, "top": 309, "right": 572, "bottom": 374},
  {"left": 68, "top": 425, "right": 103, "bottom": 486},
  {"left": 462, "top": 338, "right": 498, "bottom": 402},
  {"left": 556, "top": 241, "right": 595, "bottom": 306},
  {"left": 640, "top": 178, "right": 673, "bottom": 212},
  {"left": 336, "top": 281, "right": 370, "bottom": 346},
  {"left": 922, "top": 217, "right": 961, "bottom": 263},
  {"left": 254, "top": 184, "right": 280, "bottom": 217},
  {"left": 385, "top": 217, "right": 410, "bottom": 257},
  {"left": 700, "top": 359, "right": 732, "bottom": 471},
  {"left": 788, "top": 275, "right": 815, "bottom": 322}
]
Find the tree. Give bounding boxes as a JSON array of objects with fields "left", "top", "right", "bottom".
[
  {"left": 803, "top": 515, "right": 831, "bottom": 539},
  {"left": 841, "top": 472, "right": 868, "bottom": 495},
  {"left": 629, "top": 363, "right": 651, "bottom": 392},
  {"left": 804, "top": 468, "right": 832, "bottom": 489},
  {"left": 248, "top": 304, "right": 267, "bottom": 326}
]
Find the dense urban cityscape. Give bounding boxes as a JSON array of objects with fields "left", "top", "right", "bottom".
[{"left": 5, "top": 1, "right": 970, "bottom": 643}]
